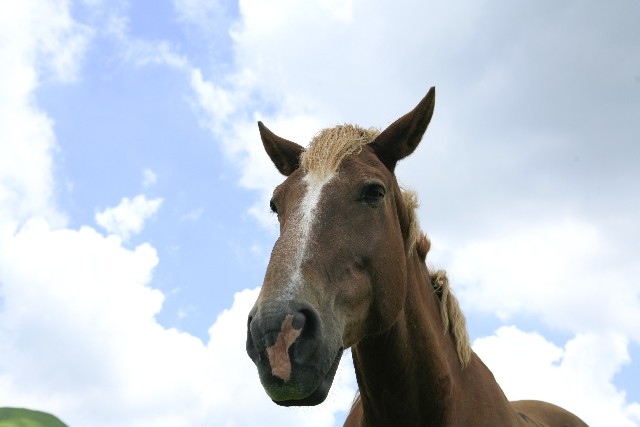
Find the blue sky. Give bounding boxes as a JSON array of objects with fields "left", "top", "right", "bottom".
[{"left": 1, "top": 1, "right": 639, "bottom": 426}]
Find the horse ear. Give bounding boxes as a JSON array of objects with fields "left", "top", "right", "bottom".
[
  {"left": 371, "top": 87, "right": 435, "bottom": 171},
  {"left": 258, "top": 121, "right": 304, "bottom": 176}
]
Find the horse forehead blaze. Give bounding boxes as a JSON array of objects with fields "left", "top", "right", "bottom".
[
  {"left": 272, "top": 171, "right": 336, "bottom": 300},
  {"left": 267, "top": 124, "right": 384, "bottom": 298}
]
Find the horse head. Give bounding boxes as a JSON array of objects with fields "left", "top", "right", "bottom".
[{"left": 246, "top": 88, "right": 435, "bottom": 406}]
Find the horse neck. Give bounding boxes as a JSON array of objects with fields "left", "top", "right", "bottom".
[{"left": 350, "top": 253, "right": 517, "bottom": 426}]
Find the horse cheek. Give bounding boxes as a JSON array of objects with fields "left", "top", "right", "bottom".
[{"left": 369, "top": 238, "right": 407, "bottom": 334}]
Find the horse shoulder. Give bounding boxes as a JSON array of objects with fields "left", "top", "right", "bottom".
[{"left": 511, "top": 400, "right": 589, "bottom": 426}]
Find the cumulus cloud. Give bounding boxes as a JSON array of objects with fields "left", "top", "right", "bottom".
[
  {"left": 0, "top": 236, "right": 356, "bottom": 426},
  {"left": 442, "top": 219, "right": 640, "bottom": 340},
  {"left": 474, "top": 326, "right": 640, "bottom": 427},
  {"left": 95, "top": 195, "right": 163, "bottom": 242},
  {"left": 0, "top": 1, "right": 92, "bottom": 83},
  {"left": 0, "top": 0, "right": 91, "bottom": 228},
  {"left": 188, "top": 65, "right": 324, "bottom": 227}
]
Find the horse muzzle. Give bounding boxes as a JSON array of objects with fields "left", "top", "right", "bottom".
[{"left": 246, "top": 302, "right": 343, "bottom": 406}]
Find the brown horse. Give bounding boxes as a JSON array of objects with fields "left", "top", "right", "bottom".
[{"left": 246, "top": 87, "right": 588, "bottom": 426}]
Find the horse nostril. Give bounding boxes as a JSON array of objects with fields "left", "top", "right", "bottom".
[
  {"left": 246, "top": 314, "right": 262, "bottom": 362},
  {"left": 247, "top": 314, "right": 254, "bottom": 330},
  {"left": 247, "top": 315, "right": 256, "bottom": 341},
  {"left": 292, "top": 310, "right": 306, "bottom": 330},
  {"left": 297, "top": 307, "right": 319, "bottom": 340}
]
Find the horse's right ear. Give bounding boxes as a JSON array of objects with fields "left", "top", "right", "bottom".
[
  {"left": 258, "top": 121, "right": 304, "bottom": 176},
  {"left": 371, "top": 87, "right": 435, "bottom": 172}
]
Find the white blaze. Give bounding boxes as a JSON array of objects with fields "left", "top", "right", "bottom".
[{"left": 284, "top": 172, "right": 334, "bottom": 297}]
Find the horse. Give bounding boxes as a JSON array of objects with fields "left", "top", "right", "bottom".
[{"left": 245, "top": 87, "right": 589, "bottom": 426}]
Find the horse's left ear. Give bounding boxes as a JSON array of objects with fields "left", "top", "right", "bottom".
[
  {"left": 371, "top": 87, "right": 435, "bottom": 171},
  {"left": 258, "top": 121, "right": 304, "bottom": 176}
]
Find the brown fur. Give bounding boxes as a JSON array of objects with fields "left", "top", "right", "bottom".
[{"left": 302, "top": 126, "right": 473, "bottom": 367}]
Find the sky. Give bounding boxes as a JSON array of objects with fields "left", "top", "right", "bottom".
[{"left": 0, "top": 0, "right": 639, "bottom": 426}]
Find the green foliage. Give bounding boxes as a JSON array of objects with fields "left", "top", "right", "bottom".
[{"left": 0, "top": 408, "right": 68, "bottom": 427}]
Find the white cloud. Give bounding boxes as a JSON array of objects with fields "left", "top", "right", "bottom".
[
  {"left": 474, "top": 326, "right": 640, "bottom": 427},
  {"left": 0, "top": 230, "right": 356, "bottom": 426},
  {"left": 437, "top": 219, "right": 640, "bottom": 341},
  {"left": 0, "top": 0, "right": 91, "bottom": 228},
  {"left": 190, "top": 68, "right": 238, "bottom": 136},
  {"left": 172, "top": 0, "right": 228, "bottom": 29},
  {"left": 142, "top": 169, "right": 157, "bottom": 188},
  {"left": 0, "top": 218, "right": 164, "bottom": 423},
  {"left": 188, "top": 66, "right": 324, "bottom": 227},
  {"left": 0, "top": 1, "right": 92, "bottom": 83},
  {"left": 95, "top": 195, "right": 163, "bottom": 242},
  {"left": 101, "top": 6, "right": 188, "bottom": 71},
  {"left": 180, "top": 207, "right": 204, "bottom": 222}
]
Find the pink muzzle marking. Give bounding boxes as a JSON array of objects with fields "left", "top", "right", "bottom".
[{"left": 266, "top": 314, "right": 302, "bottom": 382}]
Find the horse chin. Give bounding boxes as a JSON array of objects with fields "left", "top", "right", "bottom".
[{"left": 272, "top": 348, "right": 344, "bottom": 407}]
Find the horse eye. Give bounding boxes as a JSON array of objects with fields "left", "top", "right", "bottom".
[
  {"left": 269, "top": 199, "right": 278, "bottom": 215},
  {"left": 360, "top": 183, "right": 385, "bottom": 206}
]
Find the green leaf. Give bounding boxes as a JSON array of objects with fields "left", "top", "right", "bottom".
[{"left": 0, "top": 408, "right": 68, "bottom": 427}]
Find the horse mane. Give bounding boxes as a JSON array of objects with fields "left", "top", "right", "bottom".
[
  {"left": 301, "top": 124, "right": 472, "bottom": 368},
  {"left": 400, "top": 189, "right": 425, "bottom": 255},
  {"left": 300, "top": 124, "right": 380, "bottom": 178},
  {"left": 430, "top": 269, "right": 472, "bottom": 367},
  {"left": 401, "top": 189, "right": 472, "bottom": 368}
]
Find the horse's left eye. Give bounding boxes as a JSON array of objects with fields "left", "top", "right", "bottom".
[
  {"left": 269, "top": 199, "right": 278, "bottom": 215},
  {"left": 360, "top": 183, "right": 385, "bottom": 206}
]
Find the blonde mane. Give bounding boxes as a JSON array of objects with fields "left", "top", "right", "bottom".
[
  {"left": 300, "top": 124, "right": 472, "bottom": 367},
  {"left": 300, "top": 124, "right": 380, "bottom": 178},
  {"left": 431, "top": 270, "right": 472, "bottom": 367},
  {"left": 402, "top": 191, "right": 472, "bottom": 368}
]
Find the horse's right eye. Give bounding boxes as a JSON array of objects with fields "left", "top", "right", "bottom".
[
  {"left": 360, "top": 183, "right": 386, "bottom": 206},
  {"left": 270, "top": 199, "right": 278, "bottom": 215}
]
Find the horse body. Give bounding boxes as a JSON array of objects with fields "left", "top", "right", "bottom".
[{"left": 246, "top": 87, "right": 588, "bottom": 426}]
